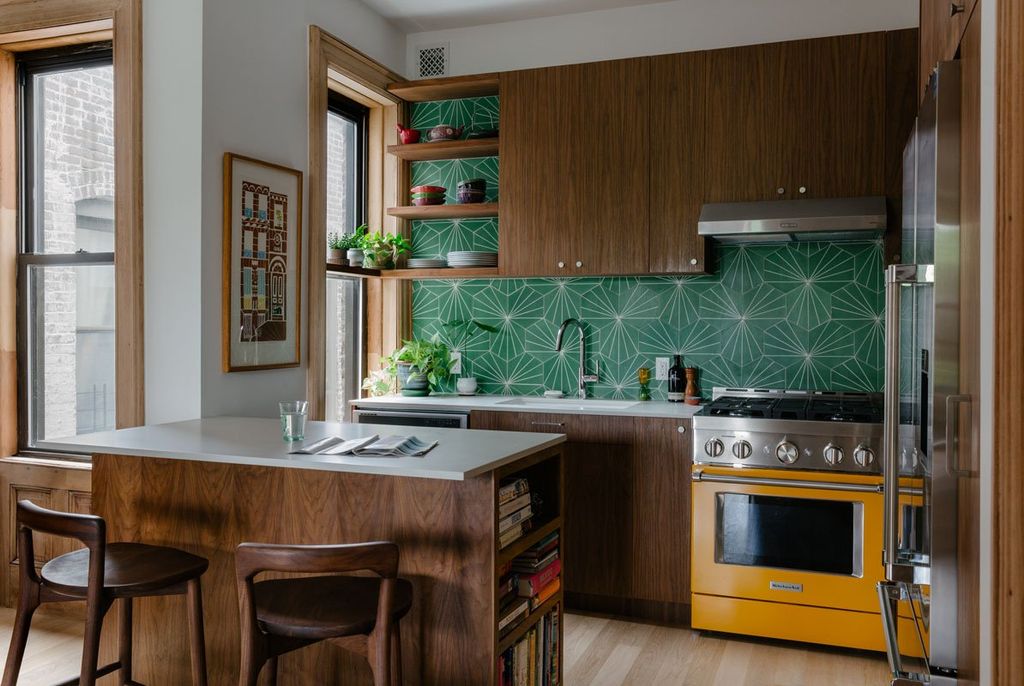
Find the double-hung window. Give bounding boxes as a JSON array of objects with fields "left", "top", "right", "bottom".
[
  {"left": 17, "top": 44, "right": 116, "bottom": 449},
  {"left": 324, "top": 93, "right": 368, "bottom": 422}
]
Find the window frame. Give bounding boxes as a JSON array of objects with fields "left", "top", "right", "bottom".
[
  {"left": 326, "top": 91, "right": 370, "bottom": 231},
  {"left": 15, "top": 43, "right": 116, "bottom": 454}
]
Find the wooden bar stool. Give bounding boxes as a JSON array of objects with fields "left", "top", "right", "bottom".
[
  {"left": 1, "top": 500, "right": 210, "bottom": 686},
  {"left": 235, "top": 541, "right": 412, "bottom": 686}
]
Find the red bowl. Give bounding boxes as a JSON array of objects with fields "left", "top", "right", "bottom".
[
  {"left": 411, "top": 185, "right": 446, "bottom": 194},
  {"left": 412, "top": 196, "right": 446, "bottom": 206}
]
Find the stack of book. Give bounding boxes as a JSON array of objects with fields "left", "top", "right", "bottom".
[
  {"left": 498, "top": 606, "right": 560, "bottom": 686},
  {"left": 512, "top": 531, "right": 560, "bottom": 611},
  {"left": 498, "top": 477, "right": 534, "bottom": 549}
]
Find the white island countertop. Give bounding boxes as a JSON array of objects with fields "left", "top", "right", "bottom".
[
  {"left": 39, "top": 417, "right": 566, "bottom": 481},
  {"left": 351, "top": 394, "right": 705, "bottom": 420}
]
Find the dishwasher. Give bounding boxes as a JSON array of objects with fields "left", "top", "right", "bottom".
[{"left": 352, "top": 408, "right": 470, "bottom": 429}]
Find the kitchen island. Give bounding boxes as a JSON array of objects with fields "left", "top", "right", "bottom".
[{"left": 43, "top": 417, "right": 566, "bottom": 685}]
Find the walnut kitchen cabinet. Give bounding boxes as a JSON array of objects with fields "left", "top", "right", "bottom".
[
  {"left": 471, "top": 410, "right": 692, "bottom": 624},
  {"left": 499, "top": 59, "right": 650, "bottom": 277},
  {"left": 919, "top": 0, "right": 977, "bottom": 102},
  {"left": 648, "top": 51, "right": 710, "bottom": 274}
]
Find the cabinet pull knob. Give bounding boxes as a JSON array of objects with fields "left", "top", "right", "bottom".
[
  {"left": 677, "top": 425, "right": 686, "bottom": 433},
  {"left": 799, "top": 186, "right": 807, "bottom": 194},
  {"left": 530, "top": 421, "right": 565, "bottom": 428},
  {"left": 575, "top": 260, "right": 583, "bottom": 268},
  {"left": 776, "top": 187, "right": 785, "bottom": 195},
  {"left": 950, "top": 2, "right": 965, "bottom": 15},
  {"left": 557, "top": 261, "right": 565, "bottom": 269},
  {"left": 689, "top": 258, "right": 698, "bottom": 266}
]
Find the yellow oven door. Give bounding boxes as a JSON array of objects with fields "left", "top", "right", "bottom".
[{"left": 691, "top": 466, "right": 884, "bottom": 614}]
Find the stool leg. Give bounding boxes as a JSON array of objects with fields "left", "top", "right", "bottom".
[
  {"left": 80, "top": 595, "right": 111, "bottom": 686},
  {"left": 118, "top": 598, "right": 133, "bottom": 685},
  {"left": 186, "top": 578, "right": 208, "bottom": 686},
  {"left": 1, "top": 580, "right": 40, "bottom": 686},
  {"left": 390, "top": 627, "right": 402, "bottom": 686}
]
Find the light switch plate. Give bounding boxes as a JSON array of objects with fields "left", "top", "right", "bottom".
[
  {"left": 655, "top": 357, "right": 670, "bottom": 381},
  {"left": 450, "top": 351, "right": 463, "bottom": 375}
]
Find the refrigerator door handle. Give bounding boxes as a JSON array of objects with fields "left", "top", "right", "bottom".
[{"left": 945, "top": 394, "right": 973, "bottom": 478}]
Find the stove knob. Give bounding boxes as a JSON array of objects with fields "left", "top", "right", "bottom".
[
  {"left": 704, "top": 438, "right": 725, "bottom": 458},
  {"left": 776, "top": 440, "right": 799, "bottom": 465},
  {"left": 732, "top": 440, "right": 753, "bottom": 460},
  {"left": 854, "top": 444, "right": 875, "bottom": 468},
  {"left": 823, "top": 442, "right": 844, "bottom": 466}
]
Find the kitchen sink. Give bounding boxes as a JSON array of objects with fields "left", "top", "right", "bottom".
[{"left": 497, "top": 398, "right": 638, "bottom": 412}]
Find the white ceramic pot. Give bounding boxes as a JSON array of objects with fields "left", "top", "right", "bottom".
[
  {"left": 347, "top": 249, "right": 364, "bottom": 266},
  {"left": 457, "top": 377, "right": 478, "bottom": 396}
]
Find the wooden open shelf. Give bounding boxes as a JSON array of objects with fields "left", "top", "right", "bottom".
[
  {"left": 326, "top": 262, "right": 498, "bottom": 280},
  {"left": 497, "top": 590, "right": 563, "bottom": 654},
  {"left": 388, "top": 138, "right": 498, "bottom": 161},
  {"left": 388, "top": 73, "right": 499, "bottom": 102},
  {"left": 387, "top": 203, "right": 498, "bottom": 220},
  {"left": 497, "top": 517, "right": 560, "bottom": 567}
]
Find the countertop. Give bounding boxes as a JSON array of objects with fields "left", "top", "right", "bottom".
[
  {"left": 351, "top": 394, "right": 705, "bottom": 420},
  {"left": 38, "top": 417, "right": 566, "bottom": 481}
]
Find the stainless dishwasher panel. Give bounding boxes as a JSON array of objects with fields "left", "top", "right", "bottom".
[{"left": 352, "top": 409, "right": 470, "bottom": 429}]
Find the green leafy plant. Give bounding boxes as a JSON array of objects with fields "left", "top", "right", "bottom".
[
  {"left": 393, "top": 338, "right": 452, "bottom": 388},
  {"left": 329, "top": 224, "right": 367, "bottom": 251},
  {"left": 443, "top": 319, "right": 498, "bottom": 353},
  {"left": 360, "top": 230, "right": 411, "bottom": 268}
]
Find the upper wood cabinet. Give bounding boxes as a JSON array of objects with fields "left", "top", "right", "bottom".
[
  {"left": 649, "top": 52, "right": 710, "bottom": 274},
  {"left": 704, "top": 34, "right": 886, "bottom": 204},
  {"left": 500, "top": 59, "right": 650, "bottom": 277},
  {"left": 920, "top": 0, "right": 977, "bottom": 101}
]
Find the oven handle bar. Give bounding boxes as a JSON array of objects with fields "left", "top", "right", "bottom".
[{"left": 692, "top": 469, "right": 923, "bottom": 496}]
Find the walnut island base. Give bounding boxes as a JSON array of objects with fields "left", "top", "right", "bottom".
[{"left": 47, "top": 418, "right": 566, "bottom": 685}]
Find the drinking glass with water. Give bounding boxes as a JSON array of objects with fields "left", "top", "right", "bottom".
[{"left": 279, "top": 401, "right": 308, "bottom": 441}]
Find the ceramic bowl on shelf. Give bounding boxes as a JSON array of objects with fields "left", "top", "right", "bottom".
[
  {"left": 456, "top": 189, "right": 486, "bottom": 204},
  {"left": 411, "top": 196, "right": 445, "bottom": 206},
  {"left": 424, "top": 124, "right": 464, "bottom": 142},
  {"left": 457, "top": 178, "right": 487, "bottom": 193}
]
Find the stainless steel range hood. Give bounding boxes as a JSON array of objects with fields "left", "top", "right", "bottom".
[{"left": 697, "top": 196, "right": 887, "bottom": 244}]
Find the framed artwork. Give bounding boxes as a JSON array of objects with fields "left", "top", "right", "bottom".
[{"left": 222, "top": 153, "right": 303, "bottom": 372}]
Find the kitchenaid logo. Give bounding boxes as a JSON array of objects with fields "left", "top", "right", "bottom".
[{"left": 770, "top": 581, "right": 804, "bottom": 593}]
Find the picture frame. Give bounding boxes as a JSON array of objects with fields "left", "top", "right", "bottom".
[{"left": 222, "top": 152, "right": 303, "bottom": 372}]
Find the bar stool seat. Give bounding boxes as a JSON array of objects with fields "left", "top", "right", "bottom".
[
  {"left": 254, "top": 576, "right": 413, "bottom": 640},
  {"left": 41, "top": 542, "right": 208, "bottom": 597}
]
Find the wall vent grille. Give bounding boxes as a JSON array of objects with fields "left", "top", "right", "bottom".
[{"left": 417, "top": 43, "right": 449, "bottom": 78}]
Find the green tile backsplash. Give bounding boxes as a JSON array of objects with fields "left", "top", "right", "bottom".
[{"left": 411, "top": 241, "right": 885, "bottom": 400}]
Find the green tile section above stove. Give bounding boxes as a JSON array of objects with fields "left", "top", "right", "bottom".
[{"left": 411, "top": 241, "right": 885, "bottom": 400}]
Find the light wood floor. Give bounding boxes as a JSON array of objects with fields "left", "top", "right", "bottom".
[{"left": 0, "top": 608, "right": 890, "bottom": 685}]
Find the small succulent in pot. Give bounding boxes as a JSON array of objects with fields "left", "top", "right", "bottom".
[
  {"left": 328, "top": 225, "right": 367, "bottom": 264},
  {"left": 361, "top": 230, "right": 412, "bottom": 269}
]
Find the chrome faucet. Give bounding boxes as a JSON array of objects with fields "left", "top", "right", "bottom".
[{"left": 554, "top": 318, "right": 599, "bottom": 400}]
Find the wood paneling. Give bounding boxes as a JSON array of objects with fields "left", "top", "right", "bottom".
[
  {"left": 500, "top": 59, "right": 649, "bottom": 277},
  {"left": 91, "top": 453, "right": 509, "bottom": 685},
  {"left": 994, "top": 0, "right": 1024, "bottom": 681},
  {"left": 387, "top": 202, "right": 498, "bottom": 220},
  {"left": 919, "top": 0, "right": 977, "bottom": 102},
  {"left": 0, "top": 50, "right": 15, "bottom": 458},
  {"left": 956, "top": 11, "right": 981, "bottom": 685},
  {"left": 387, "top": 73, "right": 499, "bottom": 102},
  {"left": 387, "top": 138, "right": 499, "bottom": 162},
  {"left": 884, "top": 29, "right": 920, "bottom": 264},
  {"left": 649, "top": 52, "right": 709, "bottom": 274},
  {"left": 306, "top": 27, "right": 407, "bottom": 420}
]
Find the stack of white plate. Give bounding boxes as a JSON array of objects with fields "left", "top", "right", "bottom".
[
  {"left": 407, "top": 258, "right": 448, "bottom": 269},
  {"left": 447, "top": 251, "right": 498, "bottom": 267}
]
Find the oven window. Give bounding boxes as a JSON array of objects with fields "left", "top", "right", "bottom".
[{"left": 715, "top": 493, "right": 860, "bottom": 576}]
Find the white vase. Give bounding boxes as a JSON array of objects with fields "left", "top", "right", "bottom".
[
  {"left": 347, "top": 249, "right": 363, "bottom": 266},
  {"left": 457, "top": 377, "right": 478, "bottom": 396}
]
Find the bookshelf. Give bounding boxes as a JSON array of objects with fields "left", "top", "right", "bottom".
[{"left": 493, "top": 448, "right": 564, "bottom": 684}]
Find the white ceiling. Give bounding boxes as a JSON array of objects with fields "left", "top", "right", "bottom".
[{"left": 359, "top": 0, "right": 676, "bottom": 32}]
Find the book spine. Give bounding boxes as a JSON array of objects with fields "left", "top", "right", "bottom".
[
  {"left": 499, "top": 478, "right": 530, "bottom": 505},
  {"left": 499, "top": 492, "right": 532, "bottom": 519},
  {"left": 519, "top": 559, "right": 561, "bottom": 597},
  {"left": 499, "top": 505, "right": 533, "bottom": 533},
  {"left": 531, "top": 577, "right": 561, "bottom": 611},
  {"left": 499, "top": 522, "right": 525, "bottom": 549}
]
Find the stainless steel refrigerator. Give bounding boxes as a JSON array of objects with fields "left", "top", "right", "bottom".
[{"left": 877, "top": 60, "right": 965, "bottom": 686}]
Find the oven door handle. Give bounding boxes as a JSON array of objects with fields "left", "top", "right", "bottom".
[{"left": 692, "top": 470, "right": 922, "bottom": 496}]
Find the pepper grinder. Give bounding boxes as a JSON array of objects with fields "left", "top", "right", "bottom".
[{"left": 684, "top": 367, "right": 700, "bottom": 406}]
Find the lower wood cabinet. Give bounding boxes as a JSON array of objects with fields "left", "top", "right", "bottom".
[{"left": 471, "top": 411, "right": 691, "bottom": 624}]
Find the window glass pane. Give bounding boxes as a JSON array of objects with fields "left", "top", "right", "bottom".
[
  {"left": 27, "top": 264, "right": 116, "bottom": 442},
  {"left": 326, "top": 110, "right": 358, "bottom": 238},
  {"left": 325, "top": 276, "right": 361, "bottom": 422},
  {"left": 32, "top": 64, "right": 115, "bottom": 254}
]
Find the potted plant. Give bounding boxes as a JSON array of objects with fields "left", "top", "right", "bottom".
[
  {"left": 361, "top": 230, "right": 412, "bottom": 269},
  {"left": 327, "top": 232, "right": 346, "bottom": 262},
  {"left": 345, "top": 224, "right": 369, "bottom": 266}
]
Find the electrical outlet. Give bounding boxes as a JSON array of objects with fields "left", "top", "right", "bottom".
[
  {"left": 655, "top": 357, "right": 670, "bottom": 381},
  {"left": 450, "top": 351, "right": 462, "bottom": 375}
]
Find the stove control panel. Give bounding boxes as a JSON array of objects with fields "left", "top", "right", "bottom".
[{"left": 691, "top": 418, "right": 883, "bottom": 474}]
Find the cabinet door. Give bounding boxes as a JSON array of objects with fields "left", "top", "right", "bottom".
[
  {"left": 784, "top": 33, "right": 886, "bottom": 199},
  {"left": 500, "top": 67, "right": 580, "bottom": 277},
  {"left": 704, "top": 42, "right": 787, "bottom": 203},
  {"left": 649, "top": 52, "right": 709, "bottom": 274},
  {"left": 629, "top": 418, "right": 691, "bottom": 603},
  {"left": 574, "top": 59, "right": 650, "bottom": 276},
  {"left": 919, "top": 0, "right": 977, "bottom": 102}
]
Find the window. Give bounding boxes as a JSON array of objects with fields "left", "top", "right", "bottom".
[
  {"left": 324, "top": 93, "right": 368, "bottom": 422},
  {"left": 17, "top": 44, "right": 116, "bottom": 447}
]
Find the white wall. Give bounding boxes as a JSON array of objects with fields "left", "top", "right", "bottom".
[
  {"left": 198, "top": 0, "right": 404, "bottom": 418},
  {"left": 143, "top": 0, "right": 204, "bottom": 424},
  {"left": 406, "top": 0, "right": 918, "bottom": 76}
]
